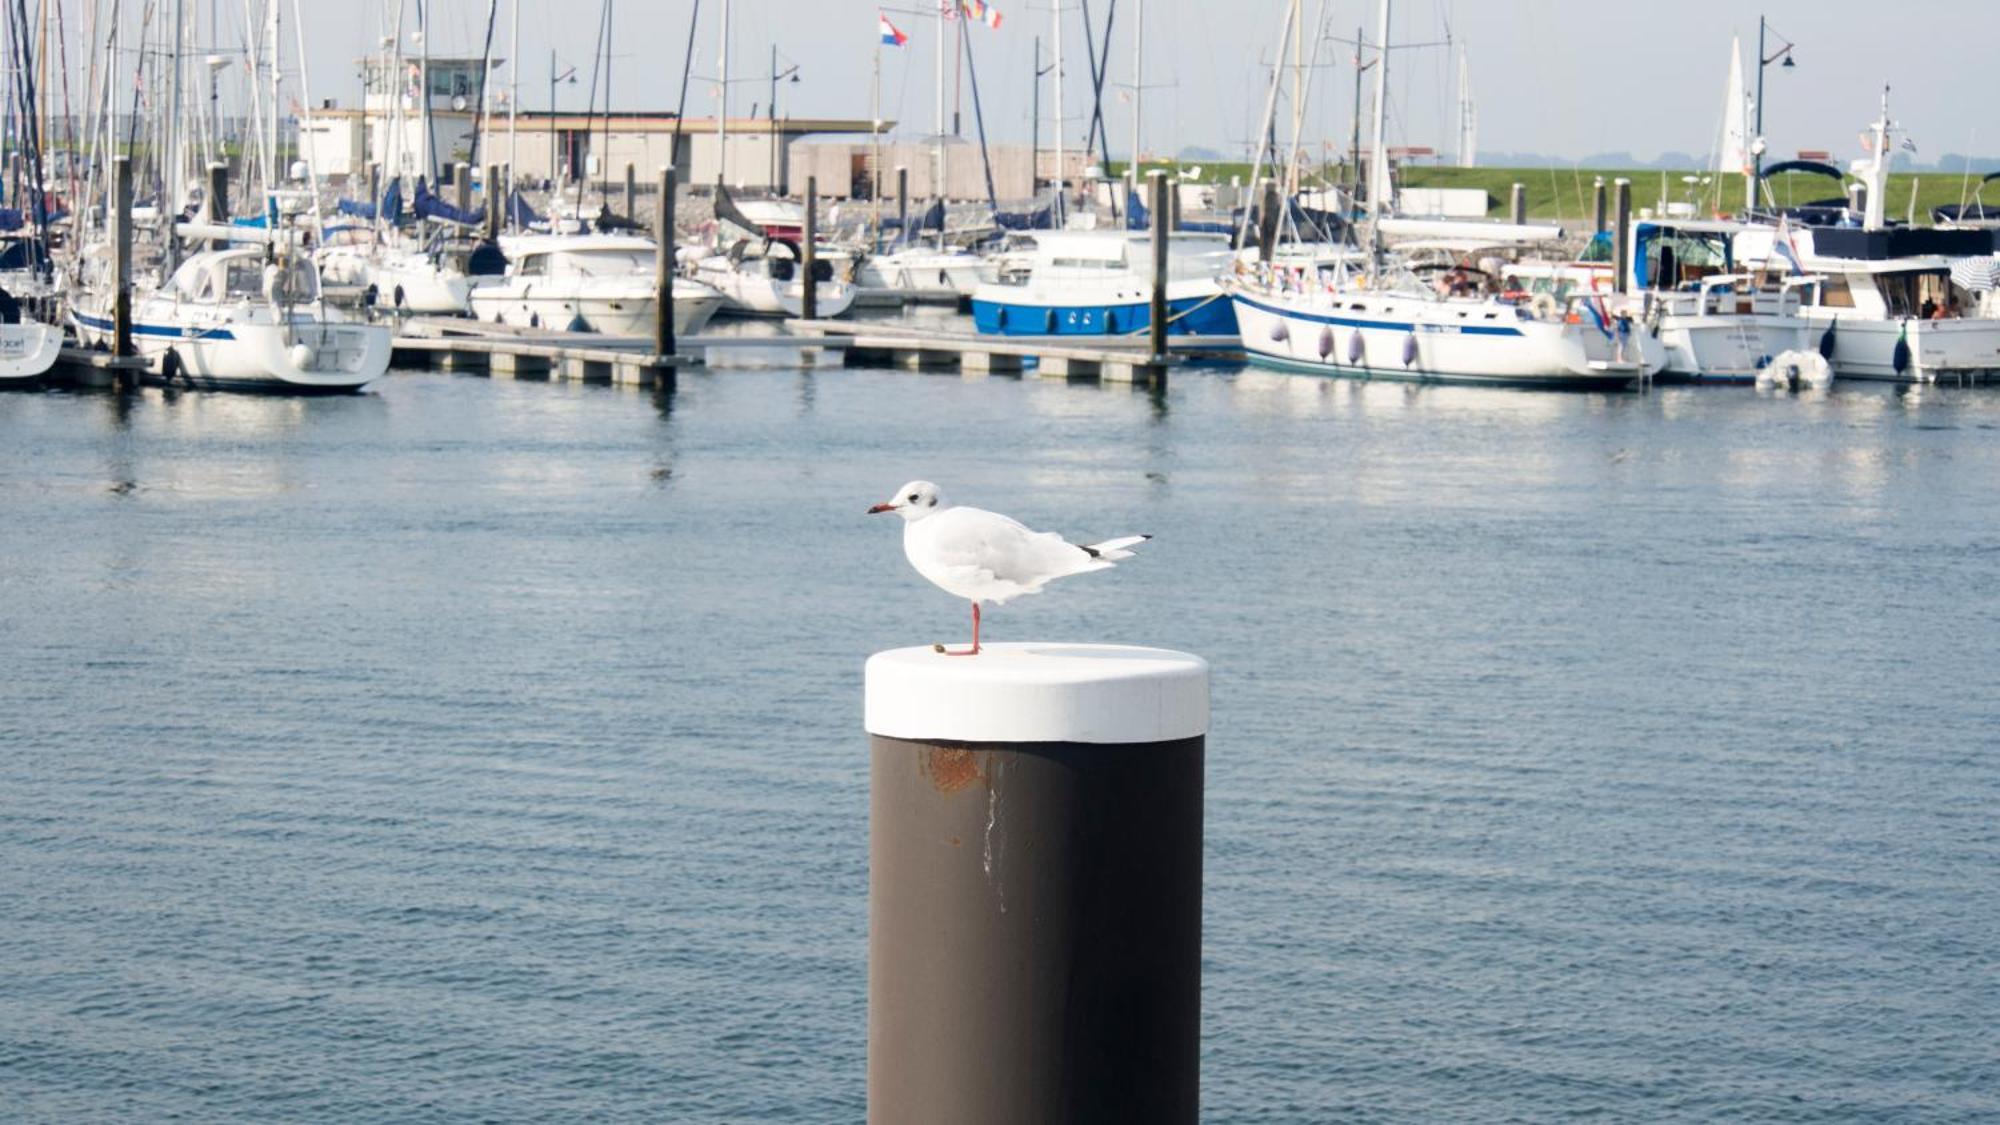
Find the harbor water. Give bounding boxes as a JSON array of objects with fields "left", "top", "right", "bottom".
[{"left": 2, "top": 363, "right": 1996, "bottom": 1121}]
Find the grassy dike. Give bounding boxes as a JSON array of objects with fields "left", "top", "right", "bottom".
[{"left": 1110, "top": 160, "right": 1999, "bottom": 226}]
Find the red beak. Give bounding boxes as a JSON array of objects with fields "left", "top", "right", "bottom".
[{"left": 867, "top": 503, "right": 896, "bottom": 514}]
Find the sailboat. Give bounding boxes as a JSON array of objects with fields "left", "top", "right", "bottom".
[
  {"left": 1227, "top": 0, "right": 1656, "bottom": 388},
  {"left": 69, "top": 0, "right": 390, "bottom": 393}
]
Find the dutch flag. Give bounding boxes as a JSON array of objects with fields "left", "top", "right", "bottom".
[
  {"left": 1771, "top": 215, "right": 1805, "bottom": 276},
  {"left": 880, "top": 11, "right": 907, "bottom": 46}
]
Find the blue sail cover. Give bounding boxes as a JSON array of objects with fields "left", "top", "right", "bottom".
[
  {"left": 412, "top": 178, "right": 483, "bottom": 226},
  {"left": 505, "top": 190, "right": 543, "bottom": 228},
  {"left": 1124, "top": 191, "right": 1151, "bottom": 231},
  {"left": 992, "top": 204, "right": 1055, "bottom": 230},
  {"left": 336, "top": 178, "right": 404, "bottom": 222}
]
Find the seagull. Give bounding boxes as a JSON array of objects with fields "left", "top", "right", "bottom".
[{"left": 868, "top": 480, "right": 1150, "bottom": 656}]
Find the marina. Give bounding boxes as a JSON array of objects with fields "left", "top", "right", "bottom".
[{"left": 4, "top": 1, "right": 1999, "bottom": 1121}]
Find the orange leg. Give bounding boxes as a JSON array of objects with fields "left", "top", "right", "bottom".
[{"left": 935, "top": 602, "right": 982, "bottom": 656}]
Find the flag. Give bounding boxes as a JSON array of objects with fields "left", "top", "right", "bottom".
[
  {"left": 1900, "top": 137, "right": 1918, "bottom": 155},
  {"left": 879, "top": 10, "right": 907, "bottom": 46},
  {"left": 1771, "top": 214, "right": 1804, "bottom": 276},
  {"left": 961, "top": 0, "right": 1003, "bottom": 28}
]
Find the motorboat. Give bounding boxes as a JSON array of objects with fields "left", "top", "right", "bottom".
[
  {"left": 969, "top": 230, "right": 1239, "bottom": 336},
  {"left": 70, "top": 246, "right": 390, "bottom": 393},
  {"left": 691, "top": 238, "right": 856, "bottom": 319},
  {"left": 471, "top": 233, "right": 726, "bottom": 336}
]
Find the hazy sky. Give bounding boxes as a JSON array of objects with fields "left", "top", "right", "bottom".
[{"left": 240, "top": 2, "right": 1995, "bottom": 165}]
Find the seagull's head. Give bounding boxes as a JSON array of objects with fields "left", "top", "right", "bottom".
[{"left": 868, "top": 480, "right": 946, "bottom": 522}]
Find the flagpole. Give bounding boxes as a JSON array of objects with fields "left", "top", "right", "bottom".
[{"left": 873, "top": 29, "right": 883, "bottom": 251}]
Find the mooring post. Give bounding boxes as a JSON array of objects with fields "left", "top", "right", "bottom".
[
  {"left": 1149, "top": 169, "right": 1170, "bottom": 372},
  {"left": 655, "top": 167, "right": 676, "bottom": 361},
  {"left": 368, "top": 161, "right": 381, "bottom": 210},
  {"left": 895, "top": 164, "right": 908, "bottom": 238},
  {"left": 624, "top": 162, "right": 636, "bottom": 218},
  {"left": 1613, "top": 178, "right": 1633, "bottom": 295},
  {"left": 1509, "top": 182, "right": 1527, "bottom": 226},
  {"left": 1168, "top": 178, "right": 1183, "bottom": 231},
  {"left": 207, "top": 161, "right": 230, "bottom": 253},
  {"left": 112, "top": 155, "right": 134, "bottom": 372},
  {"left": 1257, "top": 176, "right": 1279, "bottom": 263},
  {"left": 803, "top": 175, "right": 819, "bottom": 322},
  {"left": 865, "top": 643, "right": 1208, "bottom": 1124},
  {"left": 453, "top": 162, "right": 471, "bottom": 216},
  {"left": 484, "top": 162, "right": 502, "bottom": 240},
  {"left": 1592, "top": 176, "right": 1607, "bottom": 235}
]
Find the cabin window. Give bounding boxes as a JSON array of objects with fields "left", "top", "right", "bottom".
[
  {"left": 517, "top": 254, "right": 547, "bottom": 277},
  {"left": 1816, "top": 276, "right": 1854, "bottom": 308}
]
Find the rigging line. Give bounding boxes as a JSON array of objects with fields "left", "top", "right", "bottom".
[
  {"left": 572, "top": 0, "right": 609, "bottom": 218},
  {"left": 960, "top": 8, "right": 997, "bottom": 214},
  {"left": 466, "top": 0, "right": 499, "bottom": 167}
]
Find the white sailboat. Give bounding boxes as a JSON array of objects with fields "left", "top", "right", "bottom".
[
  {"left": 471, "top": 233, "right": 725, "bottom": 335},
  {"left": 1228, "top": 0, "right": 1656, "bottom": 389}
]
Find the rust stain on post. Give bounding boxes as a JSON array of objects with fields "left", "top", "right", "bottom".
[{"left": 922, "top": 746, "right": 983, "bottom": 794}]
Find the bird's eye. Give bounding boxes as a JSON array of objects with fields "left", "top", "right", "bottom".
[{"left": 907, "top": 493, "right": 919, "bottom": 502}]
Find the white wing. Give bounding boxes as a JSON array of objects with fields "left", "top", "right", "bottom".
[{"left": 907, "top": 506, "right": 1110, "bottom": 604}]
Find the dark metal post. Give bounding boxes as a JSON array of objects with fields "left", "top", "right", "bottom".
[
  {"left": 655, "top": 167, "right": 676, "bottom": 359},
  {"left": 1256, "top": 176, "right": 1279, "bottom": 263},
  {"left": 453, "top": 162, "right": 471, "bottom": 215},
  {"left": 802, "top": 175, "right": 818, "bottom": 321},
  {"left": 1509, "top": 182, "right": 1526, "bottom": 226},
  {"left": 624, "top": 161, "right": 636, "bottom": 217},
  {"left": 1754, "top": 16, "right": 1766, "bottom": 192},
  {"left": 207, "top": 162, "right": 230, "bottom": 252},
  {"left": 866, "top": 644, "right": 1208, "bottom": 1125},
  {"left": 1168, "top": 178, "right": 1182, "bottom": 231},
  {"left": 1593, "top": 177, "right": 1607, "bottom": 235},
  {"left": 1149, "top": 169, "right": 1170, "bottom": 366},
  {"left": 895, "top": 165, "right": 908, "bottom": 238},
  {"left": 485, "top": 163, "right": 502, "bottom": 239},
  {"left": 1613, "top": 178, "right": 1632, "bottom": 294},
  {"left": 112, "top": 156, "right": 134, "bottom": 366}
]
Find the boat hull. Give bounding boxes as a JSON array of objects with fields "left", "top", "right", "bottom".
[
  {"left": 467, "top": 288, "right": 724, "bottom": 336},
  {"left": 0, "top": 320, "right": 65, "bottom": 383},
  {"left": 971, "top": 290, "right": 1238, "bottom": 337},
  {"left": 1230, "top": 291, "right": 1645, "bottom": 390},
  {"left": 1806, "top": 314, "right": 2000, "bottom": 383},
  {"left": 73, "top": 308, "right": 391, "bottom": 393}
]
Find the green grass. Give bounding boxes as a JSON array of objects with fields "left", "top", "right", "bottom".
[{"left": 1109, "top": 159, "right": 1999, "bottom": 226}]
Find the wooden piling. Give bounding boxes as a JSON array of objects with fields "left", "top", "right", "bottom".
[
  {"left": 1592, "top": 177, "right": 1607, "bottom": 235},
  {"left": 1257, "top": 176, "right": 1279, "bottom": 263},
  {"left": 1168, "top": 179, "right": 1182, "bottom": 231},
  {"left": 1509, "top": 182, "right": 1527, "bottom": 226},
  {"left": 453, "top": 162, "right": 471, "bottom": 216},
  {"left": 655, "top": 168, "right": 677, "bottom": 360},
  {"left": 206, "top": 162, "right": 229, "bottom": 253},
  {"left": 803, "top": 175, "right": 819, "bottom": 322},
  {"left": 1613, "top": 178, "right": 1632, "bottom": 295},
  {"left": 624, "top": 162, "right": 636, "bottom": 218},
  {"left": 112, "top": 156, "right": 134, "bottom": 373},
  {"left": 1148, "top": 169, "right": 1170, "bottom": 371},
  {"left": 865, "top": 643, "right": 1208, "bottom": 1125}
]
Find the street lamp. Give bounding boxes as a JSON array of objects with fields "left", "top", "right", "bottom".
[
  {"left": 769, "top": 47, "right": 800, "bottom": 194},
  {"left": 549, "top": 52, "right": 577, "bottom": 189},
  {"left": 1751, "top": 15, "right": 1796, "bottom": 209}
]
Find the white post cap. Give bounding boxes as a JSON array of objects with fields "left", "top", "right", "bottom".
[{"left": 865, "top": 643, "right": 1209, "bottom": 745}]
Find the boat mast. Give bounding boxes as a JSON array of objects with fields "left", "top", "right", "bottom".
[
  {"left": 508, "top": 0, "right": 519, "bottom": 179},
  {"left": 1051, "top": 0, "right": 1063, "bottom": 222},
  {"left": 1365, "top": 0, "right": 1389, "bottom": 280},
  {"left": 1128, "top": 0, "right": 1141, "bottom": 172},
  {"left": 935, "top": 0, "right": 947, "bottom": 223},
  {"left": 871, "top": 31, "right": 881, "bottom": 249},
  {"left": 716, "top": 0, "right": 727, "bottom": 188},
  {"left": 1862, "top": 86, "right": 1890, "bottom": 232},
  {"left": 1456, "top": 43, "right": 1475, "bottom": 168}
]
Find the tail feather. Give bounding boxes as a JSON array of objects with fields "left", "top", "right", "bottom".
[{"left": 1080, "top": 534, "right": 1152, "bottom": 562}]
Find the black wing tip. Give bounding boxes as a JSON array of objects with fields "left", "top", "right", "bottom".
[{"left": 1080, "top": 544, "right": 1101, "bottom": 558}]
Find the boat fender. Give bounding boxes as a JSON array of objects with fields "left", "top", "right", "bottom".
[
  {"left": 567, "top": 312, "right": 593, "bottom": 333},
  {"left": 1892, "top": 326, "right": 1911, "bottom": 375},
  {"left": 1347, "top": 329, "right": 1365, "bottom": 365},
  {"left": 361, "top": 283, "right": 378, "bottom": 308},
  {"left": 160, "top": 348, "right": 184, "bottom": 386},
  {"left": 289, "top": 343, "right": 317, "bottom": 371},
  {"left": 1529, "top": 292, "right": 1559, "bottom": 320},
  {"left": 1818, "top": 322, "right": 1836, "bottom": 359},
  {"left": 393, "top": 284, "right": 407, "bottom": 309},
  {"left": 1270, "top": 320, "right": 1289, "bottom": 343},
  {"left": 529, "top": 312, "right": 541, "bottom": 329},
  {"left": 1402, "top": 332, "right": 1419, "bottom": 367},
  {"left": 1318, "top": 325, "right": 1335, "bottom": 359}
]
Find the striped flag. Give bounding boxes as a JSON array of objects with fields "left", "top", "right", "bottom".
[
  {"left": 879, "top": 10, "right": 907, "bottom": 46},
  {"left": 961, "top": 0, "right": 1003, "bottom": 28},
  {"left": 1771, "top": 214, "right": 1805, "bottom": 276}
]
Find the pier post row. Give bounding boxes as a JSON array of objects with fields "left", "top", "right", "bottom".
[
  {"left": 1613, "top": 178, "right": 1633, "bottom": 294},
  {"left": 804, "top": 176, "right": 819, "bottom": 322},
  {"left": 206, "top": 162, "right": 229, "bottom": 253},
  {"left": 654, "top": 168, "right": 676, "bottom": 361},
  {"left": 864, "top": 643, "right": 1209, "bottom": 1125},
  {"left": 1509, "top": 182, "right": 1527, "bottom": 226}
]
